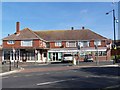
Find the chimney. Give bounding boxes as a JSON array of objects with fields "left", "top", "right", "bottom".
[
  {"left": 71, "top": 27, "right": 74, "bottom": 30},
  {"left": 16, "top": 22, "right": 20, "bottom": 34},
  {"left": 82, "top": 26, "right": 85, "bottom": 30}
]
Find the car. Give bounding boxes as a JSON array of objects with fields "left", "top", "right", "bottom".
[
  {"left": 84, "top": 55, "right": 93, "bottom": 62},
  {"left": 62, "top": 54, "right": 73, "bottom": 62}
]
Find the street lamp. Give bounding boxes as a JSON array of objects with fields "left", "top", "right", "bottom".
[
  {"left": 106, "top": 9, "right": 117, "bottom": 64},
  {"left": 13, "top": 48, "right": 15, "bottom": 67},
  {"left": 35, "top": 49, "right": 38, "bottom": 64},
  {"left": 94, "top": 41, "right": 99, "bottom": 66}
]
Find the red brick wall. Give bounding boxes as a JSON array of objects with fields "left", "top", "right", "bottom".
[
  {"left": 3, "top": 40, "right": 21, "bottom": 48},
  {"left": 89, "top": 40, "right": 106, "bottom": 47},
  {"left": 49, "top": 40, "right": 107, "bottom": 48},
  {"left": 3, "top": 39, "right": 46, "bottom": 49},
  {"left": 33, "top": 39, "right": 39, "bottom": 48},
  {"left": 62, "top": 41, "right": 66, "bottom": 48},
  {"left": 101, "top": 40, "right": 106, "bottom": 47},
  {"left": 50, "top": 42, "right": 55, "bottom": 48},
  {"left": 49, "top": 41, "right": 66, "bottom": 48},
  {"left": 89, "top": 40, "right": 94, "bottom": 47}
]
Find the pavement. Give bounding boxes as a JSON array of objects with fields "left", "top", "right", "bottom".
[
  {"left": 0, "top": 62, "right": 48, "bottom": 76},
  {"left": 2, "top": 63, "right": 120, "bottom": 88},
  {"left": 0, "top": 60, "right": 119, "bottom": 76}
]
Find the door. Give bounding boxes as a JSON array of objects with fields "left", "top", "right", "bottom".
[{"left": 52, "top": 53, "right": 58, "bottom": 61}]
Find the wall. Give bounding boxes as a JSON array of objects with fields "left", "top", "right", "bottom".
[
  {"left": 49, "top": 40, "right": 107, "bottom": 48},
  {"left": 3, "top": 39, "right": 46, "bottom": 49}
]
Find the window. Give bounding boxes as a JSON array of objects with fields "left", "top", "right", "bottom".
[
  {"left": 66, "top": 41, "right": 76, "bottom": 47},
  {"left": 7, "top": 40, "right": 15, "bottom": 44},
  {"left": 55, "top": 41, "right": 62, "bottom": 46},
  {"left": 95, "top": 51, "right": 107, "bottom": 56},
  {"left": 94, "top": 40, "right": 101, "bottom": 46},
  {"left": 21, "top": 40, "right": 33, "bottom": 46},
  {"left": 78, "top": 41, "right": 89, "bottom": 47}
]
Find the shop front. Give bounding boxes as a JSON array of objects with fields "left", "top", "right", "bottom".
[
  {"left": 47, "top": 47, "right": 108, "bottom": 62},
  {"left": 2, "top": 48, "right": 47, "bottom": 63}
]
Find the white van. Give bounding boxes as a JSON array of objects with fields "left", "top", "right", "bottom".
[{"left": 62, "top": 54, "right": 73, "bottom": 62}]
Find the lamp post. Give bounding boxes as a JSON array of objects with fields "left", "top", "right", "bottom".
[
  {"left": 35, "top": 49, "right": 38, "bottom": 64},
  {"left": 106, "top": 9, "right": 117, "bottom": 64},
  {"left": 94, "top": 42, "right": 99, "bottom": 66},
  {"left": 77, "top": 44, "right": 81, "bottom": 65},
  {"left": 13, "top": 48, "right": 15, "bottom": 67}
]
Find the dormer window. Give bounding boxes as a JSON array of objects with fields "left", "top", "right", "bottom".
[{"left": 7, "top": 40, "right": 15, "bottom": 44}]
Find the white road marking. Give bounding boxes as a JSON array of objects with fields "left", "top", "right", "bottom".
[
  {"left": 13, "top": 76, "right": 19, "bottom": 77},
  {"left": 2, "top": 76, "right": 9, "bottom": 79},
  {"left": 36, "top": 73, "right": 50, "bottom": 76},
  {"left": 25, "top": 74, "right": 32, "bottom": 77},
  {"left": 88, "top": 75, "right": 119, "bottom": 79},
  {"left": 45, "top": 73, "right": 50, "bottom": 74},
  {"left": 37, "top": 78, "right": 76, "bottom": 86},
  {"left": 105, "top": 84, "right": 120, "bottom": 89}
]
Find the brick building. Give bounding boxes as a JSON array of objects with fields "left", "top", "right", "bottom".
[{"left": 2, "top": 22, "right": 112, "bottom": 63}]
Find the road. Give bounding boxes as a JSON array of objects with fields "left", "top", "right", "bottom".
[{"left": 2, "top": 62, "right": 120, "bottom": 89}]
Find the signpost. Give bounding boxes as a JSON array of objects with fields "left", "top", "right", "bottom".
[
  {"left": 13, "top": 48, "right": 15, "bottom": 67},
  {"left": 77, "top": 44, "right": 81, "bottom": 65},
  {"left": 94, "top": 42, "right": 99, "bottom": 66},
  {"left": 35, "top": 49, "right": 38, "bottom": 64}
]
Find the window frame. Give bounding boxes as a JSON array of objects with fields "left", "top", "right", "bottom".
[
  {"left": 94, "top": 40, "right": 101, "bottom": 46},
  {"left": 78, "top": 41, "right": 89, "bottom": 47},
  {"left": 55, "top": 41, "right": 62, "bottom": 47},
  {"left": 66, "top": 41, "right": 76, "bottom": 47},
  {"left": 7, "top": 40, "right": 15, "bottom": 44},
  {"left": 21, "top": 40, "right": 33, "bottom": 47}
]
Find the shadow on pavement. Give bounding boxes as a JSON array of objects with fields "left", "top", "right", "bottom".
[{"left": 79, "top": 67, "right": 120, "bottom": 76}]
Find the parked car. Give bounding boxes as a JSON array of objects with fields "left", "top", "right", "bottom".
[
  {"left": 62, "top": 54, "right": 73, "bottom": 62},
  {"left": 84, "top": 55, "right": 93, "bottom": 62}
]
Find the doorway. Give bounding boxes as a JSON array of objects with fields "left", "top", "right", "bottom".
[{"left": 52, "top": 53, "right": 58, "bottom": 61}]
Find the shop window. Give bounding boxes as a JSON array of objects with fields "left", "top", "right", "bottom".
[
  {"left": 103, "top": 51, "right": 107, "bottom": 56},
  {"left": 95, "top": 51, "right": 107, "bottom": 56}
]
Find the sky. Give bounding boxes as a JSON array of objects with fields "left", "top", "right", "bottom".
[
  {"left": 1, "top": 1, "right": 119, "bottom": 44},
  {"left": 118, "top": 1, "right": 120, "bottom": 39}
]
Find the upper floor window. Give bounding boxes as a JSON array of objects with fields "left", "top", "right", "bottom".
[
  {"left": 66, "top": 41, "right": 76, "bottom": 47},
  {"left": 78, "top": 41, "right": 89, "bottom": 47},
  {"left": 21, "top": 40, "right": 33, "bottom": 46},
  {"left": 7, "top": 40, "right": 15, "bottom": 44},
  {"left": 55, "top": 41, "right": 62, "bottom": 46},
  {"left": 94, "top": 40, "right": 101, "bottom": 46}
]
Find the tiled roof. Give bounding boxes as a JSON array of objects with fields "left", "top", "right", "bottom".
[
  {"left": 34, "top": 29, "right": 107, "bottom": 41},
  {"left": 3, "top": 28, "right": 108, "bottom": 41},
  {"left": 3, "top": 28, "right": 39, "bottom": 40}
]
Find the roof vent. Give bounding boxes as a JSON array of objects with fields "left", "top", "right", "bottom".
[
  {"left": 82, "top": 26, "right": 85, "bottom": 29},
  {"left": 71, "top": 27, "right": 74, "bottom": 30}
]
